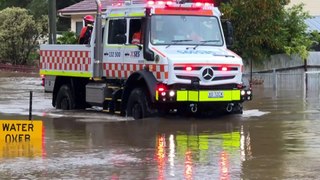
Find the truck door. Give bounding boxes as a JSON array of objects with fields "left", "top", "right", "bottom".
[
  {"left": 103, "top": 19, "right": 126, "bottom": 78},
  {"left": 123, "top": 18, "right": 144, "bottom": 71}
]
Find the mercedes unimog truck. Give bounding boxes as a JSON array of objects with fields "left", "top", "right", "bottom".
[{"left": 40, "top": 0, "right": 252, "bottom": 119}]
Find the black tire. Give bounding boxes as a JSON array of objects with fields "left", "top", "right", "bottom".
[
  {"left": 126, "top": 88, "right": 152, "bottom": 120},
  {"left": 55, "top": 85, "right": 75, "bottom": 110}
]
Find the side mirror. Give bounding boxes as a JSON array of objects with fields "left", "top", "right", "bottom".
[{"left": 222, "top": 20, "right": 234, "bottom": 48}]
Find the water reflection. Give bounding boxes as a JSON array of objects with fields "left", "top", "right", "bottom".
[
  {"left": 153, "top": 127, "right": 249, "bottom": 180},
  {"left": 78, "top": 119, "right": 247, "bottom": 180},
  {"left": 48, "top": 118, "right": 247, "bottom": 179}
]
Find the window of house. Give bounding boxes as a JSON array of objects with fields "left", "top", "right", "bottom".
[{"left": 76, "top": 21, "right": 83, "bottom": 35}]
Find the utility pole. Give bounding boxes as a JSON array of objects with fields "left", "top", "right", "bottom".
[{"left": 48, "top": 0, "right": 57, "bottom": 44}]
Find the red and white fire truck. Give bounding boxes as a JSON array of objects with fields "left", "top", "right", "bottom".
[{"left": 40, "top": 0, "right": 252, "bottom": 119}]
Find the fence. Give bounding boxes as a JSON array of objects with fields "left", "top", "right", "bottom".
[
  {"left": 0, "top": 64, "right": 39, "bottom": 73},
  {"left": 245, "top": 52, "right": 320, "bottom": 95},
  {"left": 247, "top": 70, "right": 320, "bottom": 98}
]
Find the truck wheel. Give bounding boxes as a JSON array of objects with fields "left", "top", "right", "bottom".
[
  {"left": 127, "top": 88, "right": 151, "bottom": 120},
  {"left": 55, "top": 85, "right": 75, "bottom": 110}
]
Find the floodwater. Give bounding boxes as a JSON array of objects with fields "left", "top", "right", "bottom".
[{"left": 1, "top": 73, "right": 320, "bottom": 179}]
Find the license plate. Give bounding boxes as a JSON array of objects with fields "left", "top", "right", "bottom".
[{"left": 208, "top": 91, "right": 224, "bottom": 98}]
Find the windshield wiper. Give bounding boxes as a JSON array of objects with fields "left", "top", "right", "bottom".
[
  {"left": 166, "top": 39, "right": 192, "bottom": 48},
  {"left": 192, "top": 40, "right": 220, "bottom": 49}
]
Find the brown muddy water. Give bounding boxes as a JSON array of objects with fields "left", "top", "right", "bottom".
[{"left": 0, "top": 74, "right": 320, "bottom": 179}]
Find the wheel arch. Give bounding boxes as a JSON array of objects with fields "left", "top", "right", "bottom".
[
  {"left": 52, "top": 76, "right": 89, "bottom": 108},
  {"left": 121, "top": 70, "right": 157, "bottom": 114}
]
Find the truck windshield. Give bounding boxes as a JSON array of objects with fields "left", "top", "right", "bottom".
[{"left": 150, "top": 15, "right": 223, "bottom": 46}]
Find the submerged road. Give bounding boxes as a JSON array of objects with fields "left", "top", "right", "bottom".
[{"left": 0, "top": 74, "right": 320, "bottom": 179}]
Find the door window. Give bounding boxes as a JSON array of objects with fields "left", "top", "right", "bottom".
[{"left": 108, "top": 19, "right": 127, "bottom": 44}]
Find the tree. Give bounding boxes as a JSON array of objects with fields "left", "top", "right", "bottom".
[
  {"left": 27, "top": 0, "right": 48, "bottom": 18},
  {"left": 1, "top": 0, "right": 83, "bottom": 30},
  {"left": 308, "top": 30, "right": 320, "bottom": 51},
  {"left": 0, "top": 7, "right": 48, "bottom": 65},
  {"left": 220, "top": 0, "right": 312, "bottom": 62},
  {"left": 0, "top": 0, "right": 32, "bottom": 9},
  {"left": 282, "top": 4, "right": 313, "bottom": 60}
]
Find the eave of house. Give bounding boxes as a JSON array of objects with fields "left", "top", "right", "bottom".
[{"left": 58, "top": 0, "right": 108, "bottom": 17}]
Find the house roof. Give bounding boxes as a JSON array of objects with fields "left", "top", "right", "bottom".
[
  {"left": 58, "top": 0, "right": 109, "bottom": 15},
  {"left": 305, "top": 16, "right": 320, "bottom": 32}
]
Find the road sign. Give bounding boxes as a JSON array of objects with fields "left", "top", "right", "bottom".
[{"left": 0, "top": 120, "right": 44, "bottom": 158}]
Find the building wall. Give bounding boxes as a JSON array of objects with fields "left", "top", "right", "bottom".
[
  {"left": 71, "top": 15, "right": 84, "bottom": 34},
  {"left": 71, "top": 14, "right": 105, "bottom": 35},
  {"left": 288, "top": 0, "right": 320, "bottom": 16}
]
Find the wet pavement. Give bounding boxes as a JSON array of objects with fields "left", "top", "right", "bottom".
[{"left": 1, "top": 74, "right": 320, "bottom": 179}]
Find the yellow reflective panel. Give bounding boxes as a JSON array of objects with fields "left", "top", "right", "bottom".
[
  {"left": 109, "top": 13, "right": 125, "bottom": 17},
  {"left": 177, "top": 91, "right": 188, "bottom": 101},
  {"left": 188, "top": 91, "right": 198, "bottom": 101},
  {"left": 156, "top": 91, "right": 159, "bottom": 101},
  {"left": 128, "top": 12, "right": 145, "bottom": 17},
  {"left": 176, "top": 90, "right": 241, "bottom": 102},
  {"left": 231, "top": 90, "right": 241, "bottom": 100},
  {"left": 40, "top": 70, "right": 92, "bottom": 78}
]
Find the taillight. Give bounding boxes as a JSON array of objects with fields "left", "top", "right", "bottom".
[{"left": 41, "top": 75, "right": 45, "bottom": 86}]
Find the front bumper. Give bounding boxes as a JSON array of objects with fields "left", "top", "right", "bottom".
[{"left": 156, "top": 89, "right": 252, "bottom": 102}]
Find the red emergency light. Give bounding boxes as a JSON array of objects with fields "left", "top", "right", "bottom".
[
  {"left": 147, "top": 0, "right": 175, "bottom": 6},
  {"left": 146, "top": 0, "right": 213, "bottom": 7},
  {"left": 185, "top": 66, "right": 193, "bottom": 71},
  {"left": 157, "top": 83, "right": 167, "bottom": 92},
  {"left": 221, "top": 66, "right": 228, "bottom": 71}
]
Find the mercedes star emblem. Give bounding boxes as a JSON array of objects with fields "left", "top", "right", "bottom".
[{"left": 202, "top": 67, "right": 214, "bottom": 81}]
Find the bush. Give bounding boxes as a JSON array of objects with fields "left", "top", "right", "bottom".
[
  {"left": 0, "top": 7, "right": 48, "bottom": 65},
  {"left": 57, "top": 31, "right": 78, "bottom": 44}
]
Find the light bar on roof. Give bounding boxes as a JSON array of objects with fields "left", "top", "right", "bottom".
[
  {"left": 147, "top": 0, "right": 214, "bottom": 7},
  {"left": 108, "top": 0, "right": 214, "bottom": 7}
]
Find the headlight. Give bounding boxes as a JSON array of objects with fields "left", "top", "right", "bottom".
[{"left": 169, "top": 90, "right": 175, "bottom": 97}]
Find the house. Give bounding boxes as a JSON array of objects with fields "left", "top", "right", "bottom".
[
  {"left": 59, "top": 0, "right": 320, "bottom": 34},
  {"left": 288, "top": 0, "right": 320, "bottom": 33},
  {"left": 58, "top": 0, "right": 108, "bottom": 34},
  {"left": 288, "top": 0, "right": 320, "bottom": 16}
]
